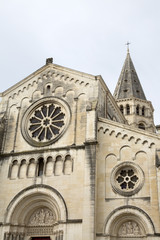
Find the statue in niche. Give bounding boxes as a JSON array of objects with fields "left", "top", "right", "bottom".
[
  {"left": 119, "top": 221, "right": 141, "bottom": 236},
  {"left": 29, "top": 207, "right": 56, "bottom": 226}
]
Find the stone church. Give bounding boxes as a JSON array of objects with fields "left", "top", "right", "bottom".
[{"left": 0, "top": 50, "right": 160, "bottom": 240}]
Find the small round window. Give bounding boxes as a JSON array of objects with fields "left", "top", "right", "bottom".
[
  {"left": 21, "top": 97, "right": 71, "bottom": 147},
  {"left": 111, "top": 162, "right": 144, "bottom": 196}
]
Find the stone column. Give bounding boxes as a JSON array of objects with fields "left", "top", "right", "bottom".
[
  {"left": 12, "top": 232, "right": 17, "bottom": 240},
  {"left": 4, "top": 232, "right": 10, "bottom": 240},
  {"left": 19, "top": 233, "right": 25, "bottom": 240}
]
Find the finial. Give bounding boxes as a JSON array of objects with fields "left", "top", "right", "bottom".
[
  {"left": 125, "top": 42, "right": 131, "bottom": 53},
  {"left": 46, "top": 58, "right": 53, "bottom": 65}
]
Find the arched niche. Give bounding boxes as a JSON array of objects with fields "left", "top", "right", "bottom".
[
  {"left": 104, "top": 206, "right": 155, "bottom": 239},
  {"left": 45, "top": 156, "right": 53, "bottom": 176},
  {"left": 54, "top": 86, "right": 64, "bottom": 96},
  {"left": 32, "top": 90, "right": 42, "bottom": 101},
  {"left": 64, "top": 155, "right": 72, "bottom": 175},
  {"left": 105, "top": 154, "right": 117, "bottom": 171},
  {"left": 105, "top": 154, "right": 117, "bottom": 198},
  {"left": 120, "top": 145, "right": 132, "bottom": 161},
  {"left": 19, "top": 159, "right": 27, "bottom": 179},
  {"left": 10, "top": 160, "right": 18, "bottom": 179},
  {"left": 135, "top": 151, "right": 148, "bottom": 168},
  {"left": 54, "top": 155, "right": 63, "bottom": 176},
  {"left": 27, "top": 158, "right": 36, "bottom": 178}
]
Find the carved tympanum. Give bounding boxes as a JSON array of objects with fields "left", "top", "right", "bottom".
[
  {"left": 29, "top": 208, "right": 56, "bottom": 226},
  {"left": 118, "top": 221, "right": 141, "bottom": 236}
]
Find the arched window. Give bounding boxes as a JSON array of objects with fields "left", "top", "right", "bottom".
[
  {"left": 142, "top": 106, "right": 145, "bottom": 116},
  {"left": 46, "top": 85, "right": 51, "bottom": 94},
  {"left": 138, "top": 123, "right": 145, "bottom": 130},
  {"left": 136, "top": 105, "right": 140, "bottom": 115},
  {"left": 126, "top": 104, "right": 130, "bottom": 115},
  {"left": 120, "top": 105, "right": 124, "bottom": 114},
  {"left": 38, "top": 158, "right": 44, "bottom": 176}
]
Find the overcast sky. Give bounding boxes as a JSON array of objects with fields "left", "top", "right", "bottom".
[{"left": 1, "top": 0, "right": 160, "bottom": 124}]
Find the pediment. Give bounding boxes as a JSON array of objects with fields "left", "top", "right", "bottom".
[{"left": 1, "top": 63, "right": 95, "bottom": 102}]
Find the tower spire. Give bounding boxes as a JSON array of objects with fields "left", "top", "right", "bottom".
[
  {"left": 114, "top": 50, "right": 146, "bottom": 100},
  {"left": 113, "top": 48, "right": 155, "bottom": 133}
]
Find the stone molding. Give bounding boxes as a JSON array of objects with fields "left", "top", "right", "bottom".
[{"left": 104, "top": 205, "right": 155, "bottom": 236}]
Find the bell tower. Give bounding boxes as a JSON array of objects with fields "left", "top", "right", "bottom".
[{"left": 113, "top": 48, "right": 155, "bottom": 132}]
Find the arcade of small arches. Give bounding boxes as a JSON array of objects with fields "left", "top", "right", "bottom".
[{"left": 8, "top": 154, "right": 73, "bottom": 180}]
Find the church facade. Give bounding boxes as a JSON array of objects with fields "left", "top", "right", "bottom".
[{"left": 0, "top": 52, "right": 160, "bottom": 240}]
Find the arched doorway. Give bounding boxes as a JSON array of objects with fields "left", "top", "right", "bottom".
[
  {"left": 4, "top": 185, "right": 67, "bottom": 240},
  {"left": 104, "top": 206, "right": 155, "bottom": 240}
]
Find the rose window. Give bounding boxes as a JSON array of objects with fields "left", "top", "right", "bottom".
[
  {"left": 29, "top": 104, "right": 65, "bottom": 141},
  {"left": 116, "top": 169, "right": 138, "bottom": 190},
  {"left": 21, "top": 98, "right": 70, "bottom": 147},
  {"left": 111, "top": 162, "right": 144, "bottom": 196}
]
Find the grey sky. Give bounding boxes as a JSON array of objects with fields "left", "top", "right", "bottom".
[{"left": 1, "top": 0, "right": 160, "bottom": 124}]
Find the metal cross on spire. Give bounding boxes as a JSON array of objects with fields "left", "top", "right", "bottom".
[{"left": 125, "top": 41, "right": 131, "bottom": 52}]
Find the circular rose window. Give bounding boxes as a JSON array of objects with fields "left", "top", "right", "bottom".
[
  {"left": 21, "top": 97, "right": 71, "bottom": 147},
  {"left": 111, "top": 162, "right": 144, "bottom": 196}
]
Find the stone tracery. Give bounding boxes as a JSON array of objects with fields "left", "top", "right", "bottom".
[
  {"left": 21, "top": 97, "right": 71, "bottom": 147},
  {"left": 29, "top": 103, "right": 65, "bottom": 141}
]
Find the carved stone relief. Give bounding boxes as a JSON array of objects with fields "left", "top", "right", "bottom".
[
  {"left": 27, "top": 226, "right": 54, "bottom": 236},
  {"left": 118, "top": 221, "right": 141, "bottom": 236},
  {"left": 28, "top": 208, "right": 56, "bottom": 226}
]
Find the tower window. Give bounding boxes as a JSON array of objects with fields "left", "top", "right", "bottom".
[
  {"left": 126, "top": 104, "right": 130, "bottom": 115},
  {"left": 138, "top": 123, "right": 145, "bottom": 130},
  {"left": 142, "top": 106, "right": 145, "bottom": 116},
  {"left": 37, "top": 158, "right": 44, "bottom": 176},
  {"left": 120, "top": 105, "right": 124, "bottom": 114},
  {"left": 136, "top": 105, "right": 139, "bottom": 115}
]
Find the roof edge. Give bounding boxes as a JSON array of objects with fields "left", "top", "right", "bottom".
[{"left": 1, "top": 62, "right": 96, "bottom": 97}]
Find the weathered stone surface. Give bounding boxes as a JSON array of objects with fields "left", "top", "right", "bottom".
[{"left": 0, "top": 56, "right": 160, "bottom": 240}]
